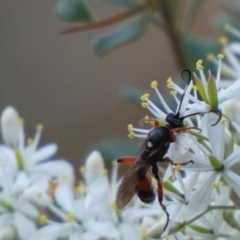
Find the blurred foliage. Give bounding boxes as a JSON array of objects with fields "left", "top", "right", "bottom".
[{"left": 55, "top": 0, "right": 240, "bottom": 163}]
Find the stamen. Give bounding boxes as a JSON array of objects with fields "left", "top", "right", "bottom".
[
  {"left": 196, "top": 60, "right": 204, "bottom": 70},
  {"left": 206, "top": 53, "right": 215, "bottom": 61},
  {"left": 141, "top": 94, "right": 149, "bottom": 101},
  {"left": 39, "top": 215, "right": 47, "bottom": 225},
  {"left": 175, "top": 165, "right": 182, "bottom": 171},
  {"left": 151, "top": 80, "right": 158, "bottom": 89},
  {"left": 170, "top": 91, "right": 177, "bottom": 95},
  {"left": 67, "top": 213, "right": 74, "bottom": 221},
  {"left": 219, "top": 36, "right": 228, "bottom": 45},
  {"left": 128, "top": 132, "right": 135, "bottom": 139},
  {"left": 142, "top": 102, "right": 149, "bottom": 108},
  {"left": 217, "top": 54, "right": 224, "bottom": 59},
  {"left": 127, "top": 124, "right": 133, "bottom": 133},
  {"left": 212, "top": 182, "right": 218, "bottom": 188},
  {"left": 79, "top": 166, "right": 85, "bottom": 174}
]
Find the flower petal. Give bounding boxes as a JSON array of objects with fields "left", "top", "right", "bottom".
[{"left": 188, "top": 172, "right": 217, "bottom": 217}]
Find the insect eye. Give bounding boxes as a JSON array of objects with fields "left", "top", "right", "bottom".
[{"left": 147, "top": 141, "right": 153, "bottom": 148}]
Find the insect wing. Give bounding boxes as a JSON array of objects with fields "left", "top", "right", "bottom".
[{"left": 116, "top": 152, "right": 150, "bottom": 209}]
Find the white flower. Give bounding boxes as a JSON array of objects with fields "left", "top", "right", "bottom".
[
  {"left": 181, "top": 113, "right": 240, "bottom": 216},
  {"left": 0, "top": 164, "right": 39, "bottom": 239},
  {"left": 0, "top": 106, "right": 74, "bottom": 185}
]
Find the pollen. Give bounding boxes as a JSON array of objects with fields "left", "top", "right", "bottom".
[
  {"left": 75, "top": 181, "right": 85, "bottom": 194},
  {"left": 224, "top": 24, "right": 230, "bottom": 31},
  {"left": 79, "top": 166, "right": 85, "bottom": 174},
  {"left": 212, "top": 182, "right": 218, "bottom": 188},
  {"left": 19, "top": 118, "right": 25, "bottom": 125},
  {"left": 27, "top": 138, "right": 33, "bottom": 145},
  {"left": 67, "top": 213, "right": 74, "bottom": 222},
  {"left": 180, "top": 227, "right": 186, "bottom": 235},
  {"left": 219, "top": 36, "right": 228, "bottom": 45},
  {"left": 217, "top": 54, "right": 224, "bottom": 59},
  {"left": 39, "top": 214, "right": 47, "bottom": 225},
  {"left": 128, "top": 132, "right": 135, "bottom": 139},
  {"left": 196, "top": 60, "right": 204, "bottom": 70},
  {"left": 102, "top": 168, "right": 108, "bottom": 175},
  {"left": 221, "top": 116, "right": 227, "bottom": 125},
  {"left": 151, "top": 80, "right": 158, "bottom": 89},
  {"left": 112, "top": 160, "right": 118, "bottom": 167},
  {"left": 170, "top": 90, "right": 177, "bottom": 95},
  {"left": 36, "top": 124, "right": 44, "bottom": 131},
  {"left": 141, "top": 93, "right": 149, "bottom": 101},
  {"left": 142, "top": 102, "right": 149, "bottom": 108},
  {"left": 166, "top": 77, "right": 172, "bottom": 84},
  {"left": 206, "top": 53, "right": 215, "bottom": 61},
  {"left": 110, "top": 202, "right": 117, "bottom": 209},
  {"left": 141, "top": 229, "right": 148, "bottom": 238},
  {"left": 175, "top": 164, "right": 182, "bottom": 171},
  {"left": 127, "top": 124, "right": 133, "bottom": 133},
  {"left": 192, "top": 85, "right": 198, "bottom": 91}
]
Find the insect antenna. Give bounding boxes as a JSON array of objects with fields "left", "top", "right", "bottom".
[
  {"left": 175, "top": 68, "right": 192, "bottom": 118},
  {"left": 181, "top": 109, "right": 222, "bottom": 126}
]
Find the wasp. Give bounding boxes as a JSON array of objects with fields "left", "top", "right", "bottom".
[{"left": 115, "top": 69, "right": 221, "bottom": 231}]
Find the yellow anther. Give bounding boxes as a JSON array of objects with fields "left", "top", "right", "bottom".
[
  {"left": 60, "top": 174, "right": 69, "bottom": 181},
  {"left": 141, "top": 93, "right": 149, "bottom": 101},
  {"left": 141, "top": 229, "right": 148, "bottom": 238},
  {"left": 79, "top": 166, "right": 85, "bottom": 174},
  {"left": 19, "top": 118, "right": 25, "bottom": 125},
  {"left": 170, "top": 90, "right": 177, "bottom": 95},
  {"left": 102, "top": 168, "right": 108, "bottom": 175},
  {"left": 217, "top": 54, "right": 224, "bottom": 59},
  {"left": 36, "top": 124, "right": 44, "bottom": 131},
  {"left": 151, "top": 80, "right": 158, "bottom": 89},
  {"left": 219, "top": 36, "right": 228, "bottom": 45},
  {"left": 196, "top": 59, "right": 204, "bottom": 70},
  {"left": 224, "top": 24, "right": 230, "bottom": 31},
  {"left": 127, "top": 124, "right": 133, "bottom": 133},
  {"left": 112, "top": 160, "right": 118, "bottom": 167},
  {"left": 39, "top": 215, "right": 47, "bottom": 225},
  {"left": 128, "top": 132, "right": 135, "bottom": 139},
  {"left": 167, "top": 83, "right": 174, "bottom": 89},
  {"left": 142, "top": 102, "right": 149, "bottom": 108},
  {"left": 110, "top": 202, "right": 117, "bottom": 209},
  {"left": 192, "top": 85, "right": 198, "bottom": 91},
  {"left": 180, "top": 227, "right": 186, "bottom": 235},
  {"left": 47, "top": 180, "right": 58, "bottom": 197},
  {"left": 67, "top": 213, "right": 74, "bottom": 222},
  {"left": 221, "top": 116, "right": 227, "bottom": 125},
  {"left": 75, "top": 181, "right": 86, "bottom": 194},
  {"left": 212, "top": 182, "right": 218, "bottom": 188},
  {"left": 166, "top": 77, "right": 172, "bottom": 84},
  {"left": 206, "top": 54, "right": 215, "bottom": 61},
  {"left": 27, "top": 138, "right": 33, "bottom": 145},
  {"left": 175, "top": 164, "right": 182, "bottom": 171}
]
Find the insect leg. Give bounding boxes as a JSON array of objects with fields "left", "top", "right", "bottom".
[
  {"left": 169, "top": 126, "right": 201, "bottom": 141},
  {"left": 117, "top": 156, "right": 135, "bottom": 164},
  {"left": 164, "top": 156, "right": 193, "bottom": 166},
  {"left": 139, "top": 118, "right": 159, "bottom": 127},
  {"left": 152, "top": 163, "right": 169, "bottom": 231}
]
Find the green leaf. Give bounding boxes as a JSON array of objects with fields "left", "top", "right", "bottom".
[
  {"left": 184, "top": 0, "right": 207, "bottom": 31},
  {"left": 102, "top": 0, "right": 136, "bottom": 7},
  {"left": 55, "top": 0, "right": 93, "bottom": 22},
  {"left": 93, "top": 13, "right": 150, "bottom": 56}
]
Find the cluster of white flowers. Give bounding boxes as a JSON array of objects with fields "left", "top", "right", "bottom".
[{"left": 2, "top": 27, "right": 240, "bottom": 240}]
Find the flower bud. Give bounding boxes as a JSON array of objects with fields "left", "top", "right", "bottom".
[
  {"left": 84, "top": 151, "right": 105, "bottom": 186},
  {"left": 1, "top": 106, "right": 20, "bottom": 146}
]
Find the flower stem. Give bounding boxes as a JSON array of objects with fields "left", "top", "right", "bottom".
[
  {"left": 160, "top": 0, "right": 188, "bottom": 69},
  {"left": 60, "top": 4, "right": 148, "bottom": 34}
]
